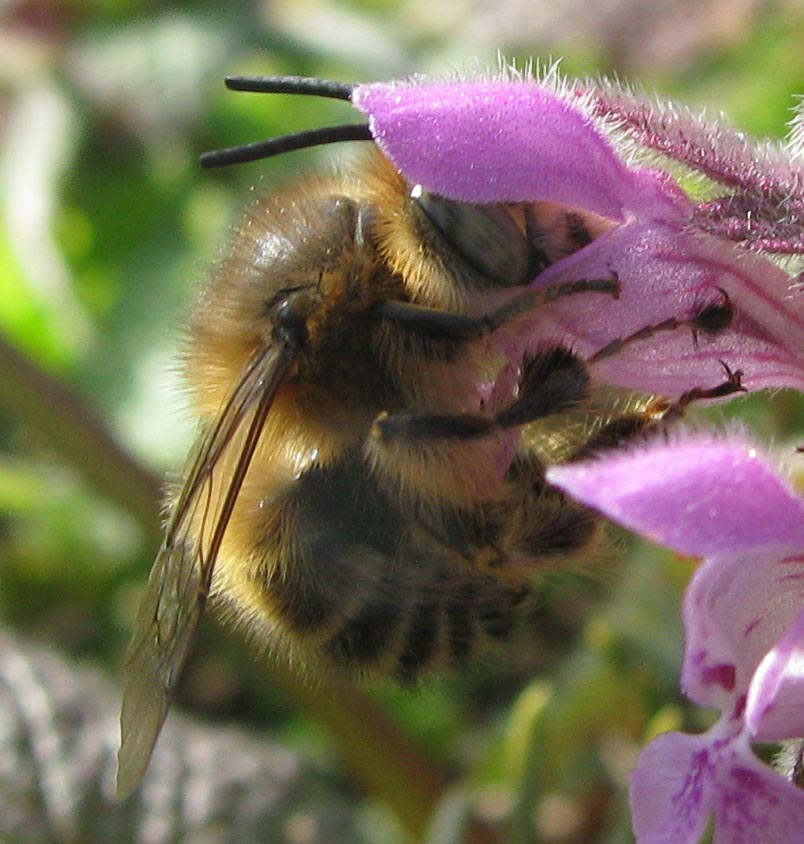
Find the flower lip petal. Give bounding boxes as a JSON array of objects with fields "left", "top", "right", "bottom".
[
  {"left": 352, "top": 78, "right": 681, "bottom": 220},
  {"left": 629, "top": 730, "right": 714, "bottom": 844},
  {"left": 547, "top": 437, "right": 804, "bottom": 559},
  {"left": 632, "top": 723, "right": 804, "bottom": 844},
  {"left": 712, "top": 756, "right": 804, "bottom": 844},
  {"left": 553, "top": 437, "right": 804, "bottom": 713}
]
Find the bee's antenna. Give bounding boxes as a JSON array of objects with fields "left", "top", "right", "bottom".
[
  {"left": 200, "top": 123, "right": 373, "bottom": 169},
  {"left": 224, "top": 75, "right": 355, "bottom": 101},
  {"left": 200, "top": 75, "right": 370, "bottom": 168}
]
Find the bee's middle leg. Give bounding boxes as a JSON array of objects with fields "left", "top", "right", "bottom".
[
  {"left": 373, "top": 346, "right": 591, "bottom": 444},
  {"left": 365, "top": 346, "right": 591, "bottom": 508}
]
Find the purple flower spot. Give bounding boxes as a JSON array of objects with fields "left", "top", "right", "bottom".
[
  {"left": 732, "top": 693, "right": 747, "bottom": 720},
  {"left": 730, "top": 767, "right": 764, "bottom": 792},
  {"left": 702, "top": 663, "right": 736, "bottom": 691},
  {"left": 712, "top": 733, "right": 737, "bottom": 753},
  {"left": 672, "top": 748, "right": 711, "bottom": 817},
  {"left": 691, "top": 649, "right": 707, "bottom": 667}
]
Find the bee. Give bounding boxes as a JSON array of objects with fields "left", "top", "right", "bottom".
[{"left": 117, "top": 76, "right": 743, "bottom": 795}]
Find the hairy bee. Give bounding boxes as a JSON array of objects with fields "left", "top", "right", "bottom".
[{"left": 117, "top": 76, "right": 742, "bottom": 795}]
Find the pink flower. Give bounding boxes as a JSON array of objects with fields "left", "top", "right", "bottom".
[
  {"left": 549, "top": 437, "right": 804, "bottom": 844},
  {"left": 353, "top": 72, "right": 804, "bottom": 397},
  {"left": 353, "top": 83, "right": 804, "bottom": 840}
]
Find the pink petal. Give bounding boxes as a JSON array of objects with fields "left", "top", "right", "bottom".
[
  {"left": 550, "top": 437, "right": 804, "bottom": 709},
  {"left": 547, "top": 438, "right": 804, "bottom": 559},
  {"left": 632, "top": 724, "right": 804, "bottom": 844},
  {"left": 746, "top": 601, "right": 804, "bottom": 742},
  {"left": 515, "top": 221, "right": 804, "bottom": 397},
  {"left": 711, "top": 753, "right": 804, "bottom": 844},
  {"left": 682, "top": 552, "right": 804, "bottom": 710},
  {"left": 354, "top": 77, "right": 804, "bottom": 397},
  {"left": 630, "top": 730, "right": 715, "bottom": 844},
  {"left": 352, "top": 78, "right": 681, "bottom": 221}
]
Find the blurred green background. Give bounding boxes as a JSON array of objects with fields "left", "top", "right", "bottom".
[{"left": 1, "top": 1, "right": 803, "bottom": 842}]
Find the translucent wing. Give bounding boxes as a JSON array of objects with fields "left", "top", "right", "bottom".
[{"left": 117, "top": 343, "right": 297, "bottom": 796}]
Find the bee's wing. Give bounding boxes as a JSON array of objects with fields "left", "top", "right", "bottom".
[{"left": 117, "top": 343, "right": 297, "bottom": 797}]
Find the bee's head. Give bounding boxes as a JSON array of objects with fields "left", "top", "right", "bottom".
[{"left": 185, "top": 185, "right": 392, "bottom": 423}]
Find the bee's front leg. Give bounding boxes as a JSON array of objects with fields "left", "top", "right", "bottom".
[{"left": 374, "top": 276, "right": 619, "bottom": 342}]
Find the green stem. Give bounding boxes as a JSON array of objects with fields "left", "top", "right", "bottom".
[
  {"left": 0, "top": 333, "right": 163, "bottom": 537},
  {"left": 279, "top": 671, "right": 449, "bottom": 836}
]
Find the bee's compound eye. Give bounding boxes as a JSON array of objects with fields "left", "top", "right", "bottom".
[{"left": 412, "top": 186, "right": 530, "bottom": 286}]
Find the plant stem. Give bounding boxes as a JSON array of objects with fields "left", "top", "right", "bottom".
[{"left": 0, "top": 333, "right": 163, "bottom": 536}]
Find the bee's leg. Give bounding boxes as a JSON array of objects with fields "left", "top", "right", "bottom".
[
  {"left": 568, "top": 414, "right": 655, "bottom": 459},
  {"left": 588, "top": 287, "right": 734, "bottom": 362},
  {"left": 500, "top": 453, "right": 602, "bottom": 564},
  {"left": 569, "top": 361, "right": 746, "bottom": 458},
  {"left": 374, "top": 275, "right": 620, "bottom": 342},
  {"left": 651, "top": 360, "right": 747, "bottom": 424},
  {"left": 496, "top": 347, "right": 590, "bottom": 428},
  {"left": 374, "top": 347, "right": 591, "bottom": 443},
  {"left": 365, "top": 348, "right": 593, "bottom": 509}
]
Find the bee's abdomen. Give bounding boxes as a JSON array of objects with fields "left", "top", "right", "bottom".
[
  {"left": 402, "top": 573, "right": 530, "bottom": 678},
  {"left": 323, "top": 554, "right": 531, "bottom": 680},
  {"left": 248, "top": 455, "right": 532, "bottom": 679}
]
